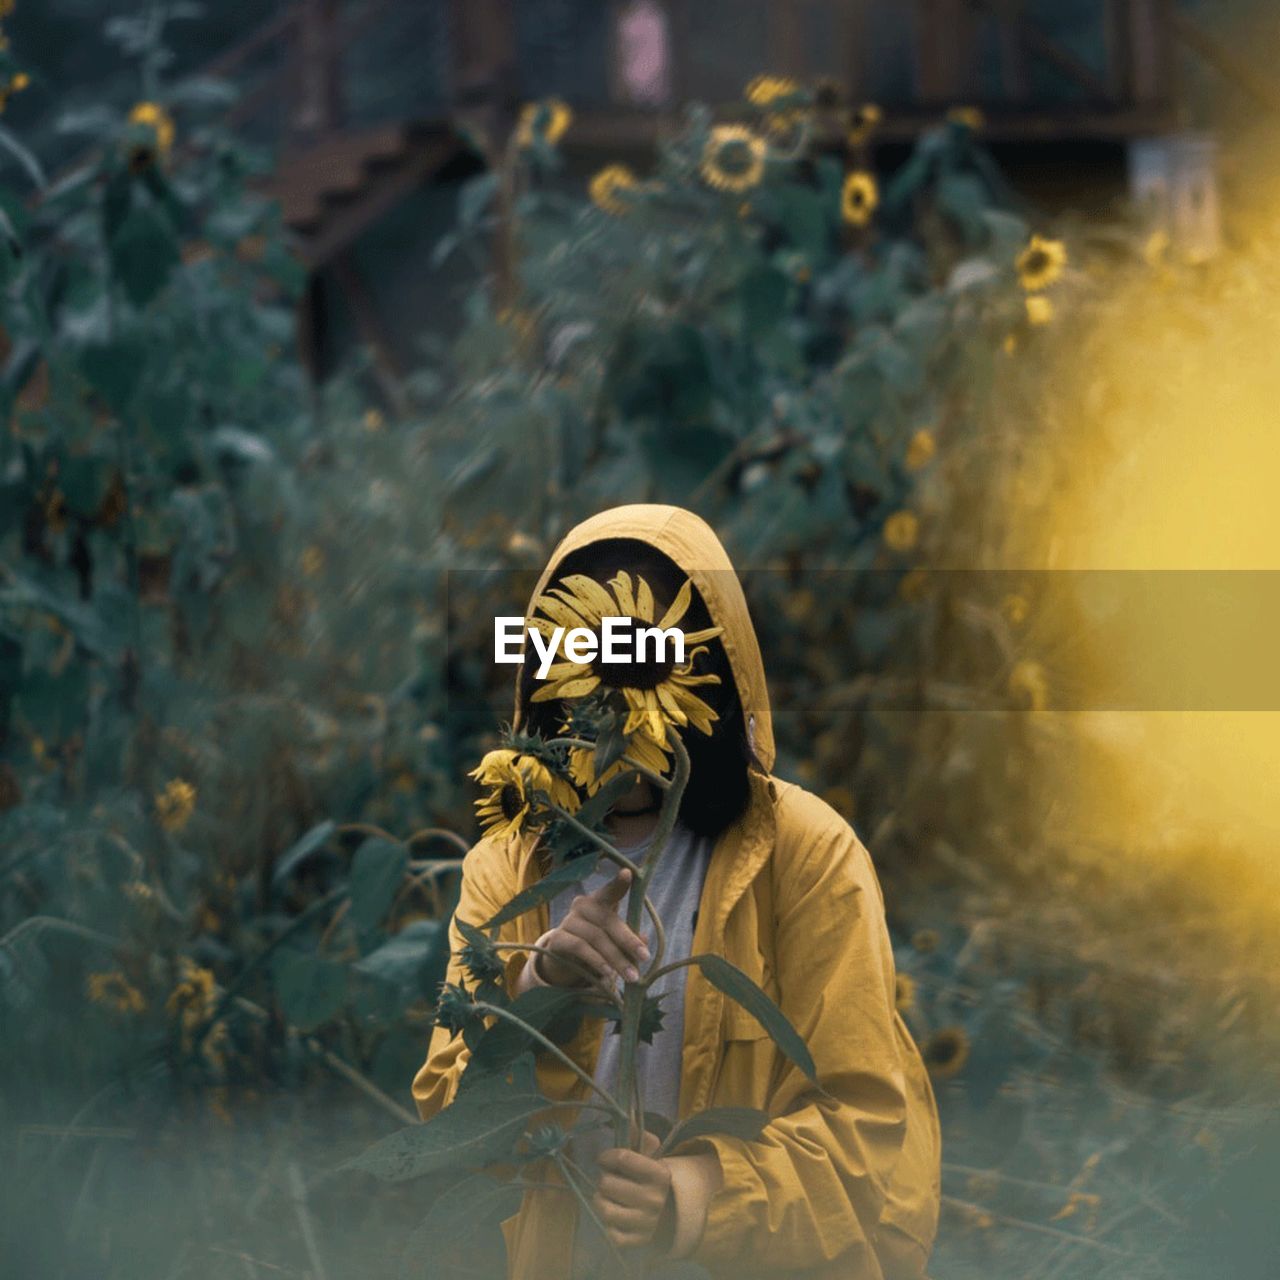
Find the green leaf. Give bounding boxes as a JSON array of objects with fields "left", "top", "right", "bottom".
[
  {"left": 659, "top": 1106, "right": 770, "bottom": 1155},
  {"left": 464, "top": 985, "right": 591, "bottom": 1079},
  {"left": 344, "top": 1084, "right": 549, "bottom": 1183},
  {"left": 348, "top": 837, "right": 408, "bottom": 932},
  {"left": 397, "top": 1173, "right": 522, "bottom": 1280},
  {"left": 691, "top": 955, "right": 817, "bottom": 1082},
  {"left": 80, "top": 337, "right": 146, "bottom": 413},
  {"left": 271, "top": 948, "right": 348, "bottom": 1032},
  {"left": 353, "top": 920, "right": 442, "bottom": 1000},
  {"left": 483, "top": 854, "right": 598, "bottom": 929},
  {"left": 740, "top": 266, "right": 789, "bottom": 337},
  {"left": 109, "top": 202, "right": 180, "bottom": 307},
  {"left": 271, "top": 821, "right": 336, "bottom": 892}
]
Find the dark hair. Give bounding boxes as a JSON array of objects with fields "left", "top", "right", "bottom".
[{"left": 520, "top": 538, "right": 752, "bottom": 839}]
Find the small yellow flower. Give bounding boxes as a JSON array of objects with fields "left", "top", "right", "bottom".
[
  {"left": 1000, "top": 593, "right": 1029, "bottom": 625},
  {"left": 1016, "top": 234, "right": 1067, "bottom": 292},
  {"left": 300, "top": 545, "right": 325, "bottom": 576},
  {"left": 1008, "top": 659, "right": 1049, "bottom": 712},
  {"left": 11, "top": 72, "right": 29, "bottom": 92},
  {"left": 1002, "top": 332, "right": 1018, "bottom": 356},
  {"left": 701, "top": 124, "right": 768, "bottom": 194},
  {"left": 847, "top": 103, "right": 883, "bottom": 146},
  {"left": 745, "top": 74, "right": 805, "bottom": 135},
  {"left": 515, "top": 97, "right": 572, "bottom": 150},
  {"left": 87, "top": 971, "right": 146, "bottom": 1015},
  {"left": 840, "top": 170, "right": 879, "bottom": 227},
  {"left": 922, "top": 1025, "right": 970, "bottom": 1078},
  {"left": 700, "top": 125, "right": 767, "bottom": 194},
  {"left": 167, "top": 959, "right": 218, "bottom": 1050},
  {"left": 128, "top": 101, "right": 175, "bottom": 156},
  {"left": 589, "top": 163, "right": 639, "bottom": 216},
  {"left": 947, "top": 106, "right": 985, "bottom": 131},
  {"left": 362, "top": 407, "right": 384, "bottom": 432},
  {"left": 1025, "top": 293, "right": 1054, "bottom": 326},
  {"left": 155, "top": 778, "right": 196, "bottom": 832},
  {"left": 895, "top": 972, "right": 917, "bottom": 1014},
  {"left": 905, "top": 427, "right": 936, "bottom": 471},
  {"left": 882, "top": 510, "right": 919, "bottom": 553}
]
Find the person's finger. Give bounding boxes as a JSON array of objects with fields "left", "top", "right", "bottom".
[
  {"left": 634, "top": 1128, "right": 662, "bottom": 1157},
  {"left": 592, "top": 1196, "right": 653, "bottom": 1232},
  {"left": 562, "top": 916, "right": 639, "bottom": 983},
  {"left": 594, "top": 1172, "right": 653, "bottom": 1209},
  {"left": 589, "top": 869, "right": 632, "bottom": 908},
  {"left": 552, "top": 933, "right": 615, "bottom": 986},
  {"left": 577, "top": 901, "right": 651, "bottom": 967}
]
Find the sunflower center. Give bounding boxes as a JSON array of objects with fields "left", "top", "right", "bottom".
[
  {"left": 718, "top": 140, "right": 754, "bottom": 175},
  {"left": 499, "top": 782, "right": 526, "bottom": 821},
  {"left": 588, "top": 620, "right": 675, "bottom": 690},
  {"left": 1025, "top": 249, "right": 1048, "bottom": 273}
]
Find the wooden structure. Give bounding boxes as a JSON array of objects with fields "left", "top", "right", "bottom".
[{"left": 196, "top": 0, "right": 1271, "bottom": 383}]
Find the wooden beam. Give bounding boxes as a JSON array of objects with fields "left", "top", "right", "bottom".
[
  {"left": 1126, "top": 0, "right": 1172, "bottom": 106},
  {"left": 966, "top": 0, "right": 1112, "bottom": 100},
  {"left": 1168, "top": 8, "right": 1280, "bottom": 115}
]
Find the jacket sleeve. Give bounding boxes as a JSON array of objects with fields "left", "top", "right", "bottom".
[
  {"left": 410, "top": 835, "right": 527, "bottom": 1120},
  {"left": 688, "top": 806, "right": 910, "bottom": 1274}
]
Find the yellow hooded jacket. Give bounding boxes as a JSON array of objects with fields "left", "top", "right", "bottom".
[{"left": 413, "top": 505, "right": 941, "bottom": 1279}]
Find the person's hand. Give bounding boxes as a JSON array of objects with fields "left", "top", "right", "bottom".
[
  {"left": 594, "top": 1131, "right": 673, "bottom": 1252},
  {"left": 534, "top": 869, "right": 649, "bottom": 991}
]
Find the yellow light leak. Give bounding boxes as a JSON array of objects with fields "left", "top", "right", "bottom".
[{"left": 1035, "top": 232, "right": 1280, "bottom": 870}]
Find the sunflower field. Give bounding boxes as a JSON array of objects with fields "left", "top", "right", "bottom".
[{"left": 2, "top": 6, "right": 1278, "bottom": 1280}]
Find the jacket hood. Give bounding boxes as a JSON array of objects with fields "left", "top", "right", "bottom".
[{"left": 511, "top": 504, "right": 775, "bottom": 772}]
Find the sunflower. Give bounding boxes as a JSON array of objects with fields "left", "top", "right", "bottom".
[
  {"left": 128, "top": 101, "right": 175, "bottom": 156},
  {"left": 87, "top": 971, "right": 146, "bottom": 1015},
  {"left": 567, "top": 722, "right": 672, "bottom": 794},
  {"left": 701, "top": 125, "right": 766, "bottom": 194},
  {"left": 905, "top": 427, "right": 936, "bottom": 471},
  {"left": 922, "top": 1025, "right": 970, "bottom": 1078},
  {"left": 847, "top": 102, "right": 882, "bottom": 146},
  {"left": 912, "top": 928, "right": 940, "bottom": 953},
  {"left": 1016, "top": 234, "right": 1067, "bottom": 292},
  {"left": 882, "top": 510, "right": 919, "bottom": 553},
  {"left": 155, "top": 778, "right": 196, "bottom": 832},
  {"left": 589, "top": 163, "right": 639, "bottom": 216},
  {"left": 840, "top": 171, "right": 879, "bottom": 228},
  {"left": 515, "top": 97, "right": 572, "bottom": 150},
  {"left": 947, "top": 105, "right": 984, "bottom": 131},
  {"left": 1025, "top": 293, "right": 1054, "bottom": 326},
  {"left": 744, "top": 74, "right": 800, "bottom": 108},
  {"left": 529, "top": 572, "right": 723, "bottom": 749},
  {"left": 471, "top": 749, "right": 579, "bottom": 838}
]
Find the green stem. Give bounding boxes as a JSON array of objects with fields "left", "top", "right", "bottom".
[
  {"left": 555, "top": 1153, "right": 631, "bottom": 1274},
  {"left": 613, "top": 735, "right": 691, "bottom": 1148},
  {"left": 472, "top": 1001, "right": 628, "bottom": 1123}
]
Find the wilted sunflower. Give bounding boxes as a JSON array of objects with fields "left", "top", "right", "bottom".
[
  {"left": 701, "top": 125, "right": 766, "bottom": 194},
  {"left": 1016, "top": 234, "right": 1067, "bottom": 292},
  {"left": 840, "top": 171, "right": 879, "bottom": 227},
  {"left": 847, "top": 102, "right": 882, "bottom": 146},
  {"left": 128, "top": 101, "right": 175, "bottom": 157},
  {"left": 515, "top": 97, "right": 572, "bottom": 150},
  {"left": 589, "top": 164, "right": 639, "bottom": 216},
  {"left": 922, "top": 1025, "right": 970, "bottom": 1078},
  {"left": 530, "top": 572, "right": 723, "bottom": 749},
  {"left": 471, "top": 749, "right": 579, "bottom": 838}
]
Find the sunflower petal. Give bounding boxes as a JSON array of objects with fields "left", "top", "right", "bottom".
[
  {"left": 635, "top": 576, "right": 655, "bottom": 622},
  {"left": 658, "top": 578, "right": 693, "bottom": 631},
  {"left": 608, "top": 571, "right": 636, "bottom": 617},
  {"left": 557, "top": 575, "right": 616, "bottom": 622},
  {"left": 535, "top": 595, "right": 589, "bottom": 631}
]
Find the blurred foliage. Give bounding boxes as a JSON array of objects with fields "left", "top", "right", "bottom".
[{"left": 0, "top": 9, "right": 1277, "bottom": 1280}]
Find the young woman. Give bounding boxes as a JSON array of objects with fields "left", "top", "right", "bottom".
[{"left": 413, "top": 504, "right": 941, "bottom": 1279}]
